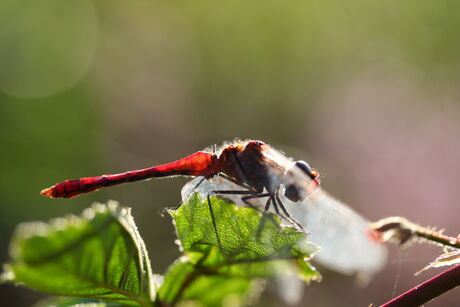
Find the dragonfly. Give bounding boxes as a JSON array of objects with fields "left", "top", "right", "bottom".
[{"left": 41, "top": 139, "right": 387, "bottom": 275}]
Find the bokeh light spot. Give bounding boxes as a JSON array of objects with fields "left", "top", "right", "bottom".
[{"left": 0, "top": 0, "right": 98, "bottom": 98}]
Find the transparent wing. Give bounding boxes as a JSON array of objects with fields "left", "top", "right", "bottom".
[
  {"left": 282, "top": 188, "right": 387, "bottom": 276},
  {"left": 181, "top": 175, "right": 387, "bottom": 277},
  {"left": 263, "top": 146, "right": 388, "bottom": 276}
]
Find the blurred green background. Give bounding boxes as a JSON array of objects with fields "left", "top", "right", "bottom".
[{"left": 1, "top": 0, "right": 460, "bottom": 306}]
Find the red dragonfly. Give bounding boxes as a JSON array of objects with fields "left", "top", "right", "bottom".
[
  {"left": 41, "top": 140, "right": 320, "bottom": 216},
  {"left": 41, "top": 139, "right": 387, "bottom": 275}
]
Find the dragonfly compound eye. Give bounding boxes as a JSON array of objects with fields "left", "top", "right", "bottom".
[
  {"left": 283, "top": 160, "right": 320, "bottom": 202},
  {"left": 294, "top": 160, "right": 318, "bottom": 179},
  {"left": 284, "top": 184, "right": 302, "bottom": 202}
]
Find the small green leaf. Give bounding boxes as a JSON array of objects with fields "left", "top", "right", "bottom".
[
  {"left": 159, "top": 259, "right": 254, "bottom": 306},
  {"left": 2, "top": 201, "right": 154, "bottom": 307},
  {"left": 159, "top": 194, "right": 320, "bottom": 304}
]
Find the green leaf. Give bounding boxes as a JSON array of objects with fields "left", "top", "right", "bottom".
[
  {"left": 159, "top": 194, "right": 320, "bottom": 305},
  {"left": 2, "top": 201, "right": 154, "bottom": 307},
  {"left": 34, "top": 296, "right": 125, "bottom": 307},
  {"left": 158, "top": 260, "right": 254, "bottom": 306}
]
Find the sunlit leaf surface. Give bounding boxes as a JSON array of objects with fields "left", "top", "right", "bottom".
[{"left": 2, "top": 202, "right": 154, "bottom": 307}]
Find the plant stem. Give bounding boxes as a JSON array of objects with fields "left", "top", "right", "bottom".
[
  {"left": 371, "top": 216, "right": 460, "bottom": 249},
  {"left": 380, "top": 264, "right": 460, "bottom": 307}
]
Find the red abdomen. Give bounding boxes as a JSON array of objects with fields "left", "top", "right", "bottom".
[{"left": 41, "top": 151, "right": 217, "bottom": 198}]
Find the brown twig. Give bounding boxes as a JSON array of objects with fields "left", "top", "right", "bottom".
[{"left": 370, "top": 216, "right": 460, "bottom": 249}]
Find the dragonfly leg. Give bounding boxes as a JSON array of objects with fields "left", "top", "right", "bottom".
[
  {"left": 212, "top": 190, "right": 253, "bottom": 195},
  {"left": 268, "top": 195, "right": 304, "bottom": 230},
  {"left": 242, "top": 193, "right": 303, "bottom": 232},
  {"left": 206, "top": 194, "right": 225, "bottom": 255},
  {"left": 252, "top": 197, "right": 271, "bottom": 239},
  {"left": 213, "top": 190, "right": 280, "bottom": 229},
  {"left": 274, "top": 192, "right": 305, "bottom": 231},
  {"left": 268, "top": 195, "right": 280, "bottom": 214},
  {"left": 207, "top": 190, "right": 273, "bottom": 257},
  {"left": 241, "top": 194, "right": 282, "bottom": 233},
  {"left": 240, "top": 193, "right": 271, "bottom": 209},
  {"left": 213, "top": 190, "right": 277, "bottom": 226},
  {"left": 275, "top": 193, "right": 291, "bottom": 218},
  {"left": 219, "top": 173, "right": 253, "bottom": 191},
  {"left": 240, "top": 194, "right": 283, "bottom": 240}
]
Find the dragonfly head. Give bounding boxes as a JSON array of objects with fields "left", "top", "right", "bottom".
[{"left": 284, "top": 160, "right": 320, "bottom": 202}]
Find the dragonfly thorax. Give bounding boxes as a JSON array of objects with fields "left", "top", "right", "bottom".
[{"left": 217, "top": 141, "right": 268, "bottom": 194}]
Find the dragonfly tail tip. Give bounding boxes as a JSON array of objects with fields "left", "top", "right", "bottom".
[{"left": 40, "top": 186, "right": 55, "bottom": 198}]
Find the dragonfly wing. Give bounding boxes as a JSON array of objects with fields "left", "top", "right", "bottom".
[
  {"left": 283, "top": 188, "right": 388, "bottom": 276},
  {"left": 261, "top": 146, "right": 388, "bottom": 276}
]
